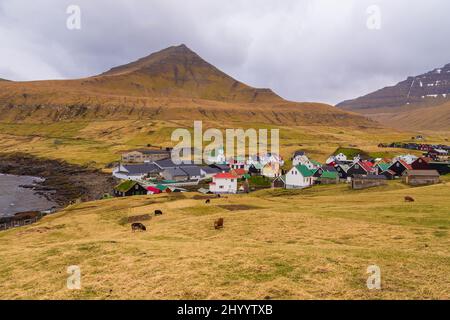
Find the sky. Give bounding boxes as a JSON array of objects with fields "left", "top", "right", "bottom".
[{"left": 1, "top": 0, "right": 449, "bottom": 105}]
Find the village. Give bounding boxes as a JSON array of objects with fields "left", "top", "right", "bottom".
[{"left": 111, "top": 144, "right": 450, "bottom": 197}]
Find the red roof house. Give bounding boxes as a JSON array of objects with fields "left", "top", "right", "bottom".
[
  {"left": 231, "top": 168, "right": 247, "bottom": 177},
  {"left": 209, "top": 173, "right": 238, "bottom": 194},
  {"left": 146, "top": 186, "right": 162, "bottom": 194}
]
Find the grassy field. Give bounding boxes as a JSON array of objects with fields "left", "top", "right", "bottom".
[
  {"left": 1, "top": 120, "right": 446, "bottom": 168},
  {"left": 0, "top": 180, "right": 449, "bottom": 300},
  {"left": 0, "top": 116, "right": 448, "bottom": 300}
]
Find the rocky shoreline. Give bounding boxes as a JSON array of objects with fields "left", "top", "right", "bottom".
[{"left": 0, "top": 153, "right": 117, "bottom": 209}]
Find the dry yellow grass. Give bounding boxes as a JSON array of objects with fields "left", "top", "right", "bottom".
[
  {"left": 350, "top": 100, "right": 450, "bottom": 131},
  {"left": 0, "top": 181, "right": 449, "bottom": 300},
  {"left": 0, "top": 119, "right": 445, "bottom": 167}
]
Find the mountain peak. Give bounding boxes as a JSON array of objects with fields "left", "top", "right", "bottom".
[
  {"left": 157, "top": 43, "right": 195, "bottom": 55},
  {"left": 337, "top": 62, "right": 450, "bottom": 110},
  {"left": 336, "top": 62, "right": 450, "bottom": 130},
  {"left": 172, "top": 43, "right": 189, "bottom": 50},
  {"left": 101, "top": 44, "right": 200, "bottom": 77},
  {"left": 97, "top": 44, "right": 282, "bottom": 103}
]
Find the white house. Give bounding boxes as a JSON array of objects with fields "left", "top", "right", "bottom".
[
  {"left": 209, "top": 173, "right": 238, "bottom": 194},
  {"left": 293, "top": 155, "right": 321, "bottom": 170},
  {"left": 112, "top": 163, "right": 161, "bottom": 181},
  {"left": 393, "top": 154, "right": 419, "bottom": 165},
  {"left": 285, "top": 165, "right": 317, "bottom": 189},
  {"left": 326, "top": 153, "right": 347, "bottom": 164},
  {"left": 293, "top": 154, "right": 310, "bottom": 166},
  {"left": 259, "top": 153, "right": 284, "bottom": 166}
]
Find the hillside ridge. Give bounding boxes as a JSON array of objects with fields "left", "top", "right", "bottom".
[
  {"left": 0, "top": 44, "right": 373, "bottom": 126},
  {"left": 336, "top": 63, "right": 450, "bottom": 130}
]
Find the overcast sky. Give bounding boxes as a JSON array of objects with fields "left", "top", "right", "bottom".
[{"left": 1, "top": 0, "right": 449, "bottom": 104}]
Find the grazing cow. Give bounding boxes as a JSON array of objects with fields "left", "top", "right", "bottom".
[
  {"left": 154, "top": 210, "right": 163, "bottom": 216},
  {"left": 217, "top": 194, "right": 221, "bottom": 198},
  {"left": 214, "top": 218, "right": 224, "bottom": 230},
  {"left": 205, "top": 199, "right": 211, "bottom": 204},
  {"left": 405, "top": 196, "right": 415, "bottom": 202},
  {"left": 131, "top": 223, "right": 147, "bottom": 232}
]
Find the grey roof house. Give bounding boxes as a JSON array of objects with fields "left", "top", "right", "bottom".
[
  {"left": 180, "top": 166, "right": 204, "bottom": 180},
  {"left": 161, "top": 167, "right": 190, "bottom": 181},
  {"left": 113, "top": 163, "right": 161, "bottom": 180},
  {"left": 154, "top": 159, "right": 198, "bottom": 170}
]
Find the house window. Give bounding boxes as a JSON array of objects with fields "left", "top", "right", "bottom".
[
  {"left": 355, "top": 165, "right": 359, "bottom": 169},
  {"left": 219, "top": 186, "right": 224, "bottom": 189}
]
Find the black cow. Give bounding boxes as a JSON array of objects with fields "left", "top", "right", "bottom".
[
  {"left": 154, "top": 210, "right": 163, "bottom": 216},
  {"left": 205, "top": 199, "right": 211, "bottom": 204},
  {"left": 131, "top": 223, "right": 147, "bottom": 232}
]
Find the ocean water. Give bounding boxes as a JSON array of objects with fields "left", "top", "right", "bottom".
[{"left": 0, "top": 174, "right": 56, "bottom": 217}]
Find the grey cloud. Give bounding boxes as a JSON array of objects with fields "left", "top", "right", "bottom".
[{"left": 0, "top": 0, "right": 449, "bottom": 104}]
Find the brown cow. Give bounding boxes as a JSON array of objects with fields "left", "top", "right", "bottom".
[
  {"left": 214, "top": 218, "right": 224, "bottom": 230},
  {"left": 131, "top": 223, "right": 147, "bottom": 232},
  {"left": 405, "top": 196, "right": 415, "bottom": 202}
]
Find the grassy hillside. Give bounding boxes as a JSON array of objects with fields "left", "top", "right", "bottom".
[
  {"left": 364, "top": 101, "right": 450, "bottom": 131},
  {"left": 0, "top": 45, "right": 282, "bottom": 105},
  {"left": 336, "top": 63, "right": 450, "bottom": 131},
  {"left": 0, "top": 181, "right": 449, "bottom": 299},
  {"left": 0, "top": 120, "right": 441, "bottom": 167},
  {"left": 0, "top": 45, "right": 373, "bottom": 128}
]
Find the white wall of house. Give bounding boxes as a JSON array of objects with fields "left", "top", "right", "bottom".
[
  {"left": 293, "top": 155, "right": 310, "bottom": 167},
  {"left": 394, "top": 154, "right": 418, "bottom": 165},
  {"left": 285, "top": 167, "right": 315, "bottom": 189},
  {"left": 209, "top": 177, "right": 237, "bottom": 194},
  {"left": 112, "top": 165, "right": 144, "bottom": 181},
  {"left": 326, "top": 153, "right": 347, "bottom": 164},
  {"left": 258, "top": 153, "right": 283, "bottom": 166}
]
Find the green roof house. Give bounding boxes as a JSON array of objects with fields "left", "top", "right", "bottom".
[
  {"left": 285, "top": 165, "right": 318, "bottom": 189},
  {"left": 318, "top": 170, "right": 339, "bottom": 184},
  {"left": 376, "top": 163, "right": 391, "bottom": 174},
  {"left": 113, "top": 180, "right": 147, "bottom": 197}
]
